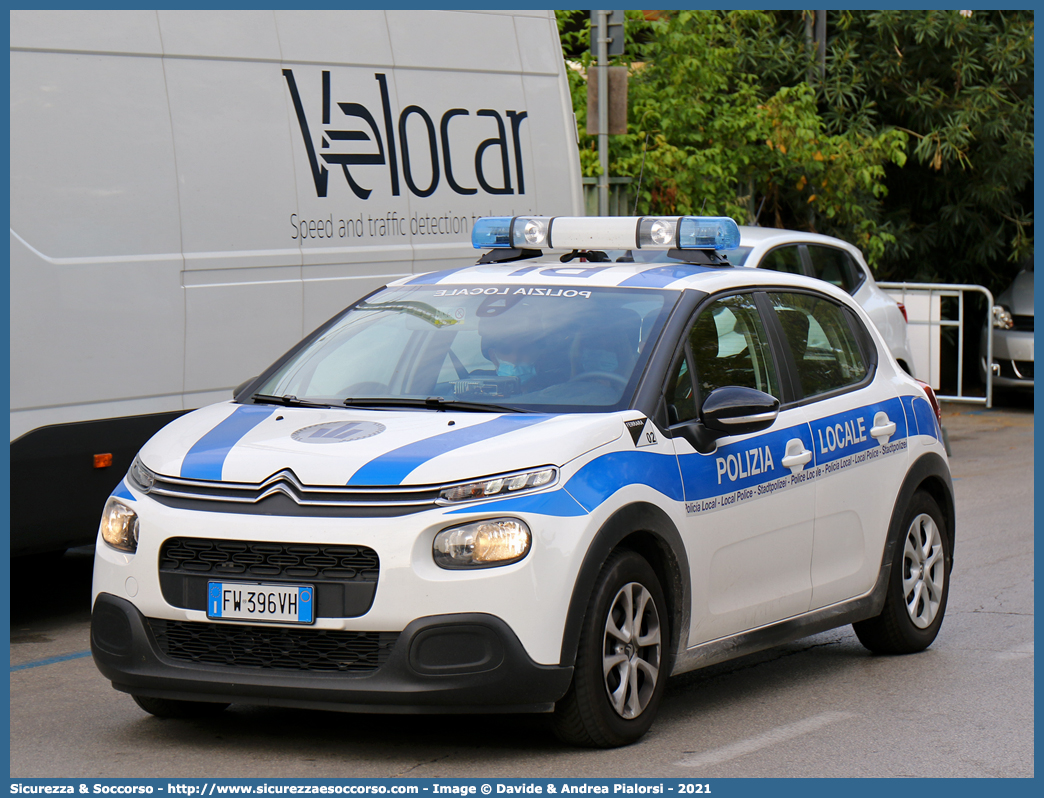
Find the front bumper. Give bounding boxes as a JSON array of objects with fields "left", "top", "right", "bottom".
[
  {"left": 980, "top": 327, "right": 1034, "bottom": 390},
  {"left": 92, "top": 593, "right": 572, "bottom": 713}
]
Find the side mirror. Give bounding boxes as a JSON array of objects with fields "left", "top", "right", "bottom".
[
  {"left": 670, "top": 386, "right": 779, "bottom": 454},
  {"left": 233, "top": 377, "right": 257, "bottom": 401},
  {"left": 700, "top": 386, "right": 780, "bottom": 434}
]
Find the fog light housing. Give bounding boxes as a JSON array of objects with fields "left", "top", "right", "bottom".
[
  {"left": 101, "top": 497, "right": 139, "bottom": 553},
  {"left": 433, "top": 518, "right": 531, "bottom": 569}
]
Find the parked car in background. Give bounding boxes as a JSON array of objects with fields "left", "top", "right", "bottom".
[
  {"left": 613, "top": 226, "right": 917, "bottom": 377},
  {"left": 980, "top": 263, "right": 1034, "bottom": 391}
]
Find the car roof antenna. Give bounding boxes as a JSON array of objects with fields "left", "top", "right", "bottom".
[
  {"left": 752, "top": 195, "right": 767, "bottom": 227},
  {"left": 632, "top": 133, "right": 649, "bottom": 216},
  {"left": 619, "top": 133, "right": 650, "bottom": 263}
]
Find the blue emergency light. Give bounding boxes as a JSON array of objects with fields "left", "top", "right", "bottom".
[{"left": 472, "top": 215, "right": 741, "bottom": 252}]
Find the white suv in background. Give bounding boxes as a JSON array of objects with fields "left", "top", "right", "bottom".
[{"left": 620, "top": 226, "right": 917, "bottom": 377}]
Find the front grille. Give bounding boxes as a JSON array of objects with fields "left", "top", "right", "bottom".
[
  {"left": 1012, "top": 315, "right": 1034, "bottom": 332},
  {"left": 158, "top": 538, "right": 380, "bottom": 618},
  {"left": 146, "top": 469, "right": 440, "bottom": 517},
  {"left": 148, "top": 618, "right": 398, "bottom": 673},
  {"left": 159, "top": 538, "right": 379, "bottom": 582},
  {"left": 1013, "top": 360, "right": 1034, "bottom": 379}
]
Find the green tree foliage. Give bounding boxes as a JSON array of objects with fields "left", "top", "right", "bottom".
[
  {"left": 557, "top": 10, "right": 908, "bottom": 266},
  {"left": 555, "top": 10, "right": 1033, "bottom": 290},
  {"left": 828, "top": 11, "right": 1034, "bottom": 288}
]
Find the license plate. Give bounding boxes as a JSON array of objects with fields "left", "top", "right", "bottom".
[{"left": 207, "top": 582, "right": 314, "bottom": 624}]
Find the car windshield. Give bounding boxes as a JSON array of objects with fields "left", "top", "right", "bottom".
[{"left": 253, "top": 282, "right": 676, "bottom": 413}]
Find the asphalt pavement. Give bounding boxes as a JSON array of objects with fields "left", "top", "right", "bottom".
[{"left": 8, "top": 396, "right": 1034, "bottom": 778}]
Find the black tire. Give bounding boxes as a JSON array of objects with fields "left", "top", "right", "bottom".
[
  {"left": 553, "top": 549, "right": 669, "bottom": 748},
  {"left": 854, "top": 491, "right": 951, "bottom": 654},
  {"left": 132, "top": 695, "right": 230, "bottom": 719}
]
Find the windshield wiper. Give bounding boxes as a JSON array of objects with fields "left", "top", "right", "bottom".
[
  {"left": 342, "top": 396, "right": 528, "bottom": 413},
  {"left": 252, "top": 394, "right": 331, "bottom": 408}
]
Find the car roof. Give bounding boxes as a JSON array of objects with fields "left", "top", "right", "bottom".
[
  {"left": 387, "top": 256, "right": 858, "bottom": 304},
  {"left": 734, "top": 224, "right": 864, "bottom": 259},
  {"left": 738, "top": 225, "right": 860, "bottom": 252}
]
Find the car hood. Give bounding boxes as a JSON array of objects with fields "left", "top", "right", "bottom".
[
  {"left": 997, "top": 270, "right": 1034, "bottom": 316},
  {"left": 137, "top": 402, "right": 625, "bottom": 487}
]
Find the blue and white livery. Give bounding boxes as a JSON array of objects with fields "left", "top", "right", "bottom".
[{"left": 91, "top": 216, "right": 954, "bottom": 747}]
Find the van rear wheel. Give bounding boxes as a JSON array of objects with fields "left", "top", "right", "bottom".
[{"left": 553, "top": 549, "right": 668, "bottom": 747}]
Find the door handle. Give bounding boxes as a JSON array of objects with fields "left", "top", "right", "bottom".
[
  {"left": 782, "top": 438, "right": 813, "bottom": 474},
  {"left": 871, "top": 411, "right": 896, "bottom": 444}
]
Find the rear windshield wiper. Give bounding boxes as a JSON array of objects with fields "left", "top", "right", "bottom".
[
  {"left": 251, "top": 394, "right": 331, "bottom": 408},
  {"left": 342, "top": 396, "right": 529, "bottom": 413}
]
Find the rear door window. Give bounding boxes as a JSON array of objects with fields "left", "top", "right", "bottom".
[
  {"left": 807, "top": 246, "right": 859, "bottom": 294},
  {"left": 768, "top": 292, "right": 868, "bottom": 399},
  {"left": 759, "top": 246, "right": 804, "bottom": 275}
]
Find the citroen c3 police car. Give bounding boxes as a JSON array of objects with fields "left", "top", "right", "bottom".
[{"left": 91, "top": 215, "right": 954, "bottom": 748}]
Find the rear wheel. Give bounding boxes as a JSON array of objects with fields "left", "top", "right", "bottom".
[
  {"left": 553, "top": 549, "right": 668, "bottom": 747},
  {"left": 132, "top": 695, "right": 230, "bottom": 719},
  {"left": 854, "top": 491, "right": 951, "bottom": 654}
]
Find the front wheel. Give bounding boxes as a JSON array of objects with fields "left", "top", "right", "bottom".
[
  {"left": 854, "top": 491, "right": 951, "bottom": 654},
  {"left": 553, "top": 549, "right": 669, "bottom": 747}
]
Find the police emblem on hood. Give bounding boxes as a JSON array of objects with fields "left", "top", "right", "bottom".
[{"left": 291, "top": 421, "right": 386, "bottom": 444}]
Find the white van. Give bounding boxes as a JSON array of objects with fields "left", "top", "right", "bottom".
[{"left": 10, "top": 9, "right": 583, "bottom": 556}]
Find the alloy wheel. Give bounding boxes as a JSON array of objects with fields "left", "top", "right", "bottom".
[
  {"left": 902, "top": 512, "right": 945, "bottom": 629},
  {"left": 602, "top": 581, "right": 662, "bottom": 719}
]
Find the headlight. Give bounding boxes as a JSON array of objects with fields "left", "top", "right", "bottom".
[
  {"left": 992, "top": 305, "right": 1014, "bottom": 329},
  {"left": 438, "top": 467, "right": 557, "bottom": 504},
  {"left": 127, "top": 456, "right": 155, "bottom": 493},
  {"left": 101, "top": 497, "right": 139, "bottom": 553},
  {"left": 433, "top": 518, "right": 531, "bottom": 569}
]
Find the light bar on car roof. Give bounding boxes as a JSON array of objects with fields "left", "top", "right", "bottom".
[{"left": 471, "top": 216, "right": 741, "bottom": 251}]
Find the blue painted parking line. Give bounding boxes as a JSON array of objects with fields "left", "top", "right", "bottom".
[{"left": 11, "top": 650, "right": 92, "bottom": 671}]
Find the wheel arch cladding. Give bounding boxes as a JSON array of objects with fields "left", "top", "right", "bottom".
[
  {"left": 559, "top": 503, "right": 690, "bottom": 671},
  {"left": 887, "top": 453, "right": 956, "bottom": 567}
]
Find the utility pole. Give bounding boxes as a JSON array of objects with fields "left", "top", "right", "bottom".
[
  {"left": 816, "top": 10, "right": 826, "bottom": 83},
  {"left": 805, "top": 12, "right": 814, "bottom": 85},
  {"left": 806, "top": 11, "right": 827, "bottom": 85},
  {"left": 597, "top": 10, "right": 609, "bottom": 216}
]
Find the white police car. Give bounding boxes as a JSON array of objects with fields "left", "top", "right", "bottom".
[{"left": 91, "top": 216, "right": 954, "bottom": 748}]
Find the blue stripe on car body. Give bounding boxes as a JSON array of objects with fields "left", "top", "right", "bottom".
[
  {"left": 913, "top": 396, "right": 941, "bottom": 440},
  {"left": 676, "top": 420, "right": 814, "bottom": 502},
  {"left": 618, "top": 265, "right": 713, "bottom": 288},
  {"left": 180, "top": 405, "right": 274, "bottom": 480},
  {"left": 440, "top": 399, "right": 915, "bottom": 518},
  {"left": 446, "top": 488, "right": 588, "bottom": 517},
  {"left": 347, "top": 414, "right": 553, "bottom": 486},
  {"left": 565, "top": 449, "right": 685, "bottom": 512},
  {"left": 900, "top": 393, "right": 941, "bottom": 441},
  {"left": 806, "top": 396, "right": 908, "bottom": 466},
  {"left": 111, "top": 480, "right": 135, "bottom": 502}
]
